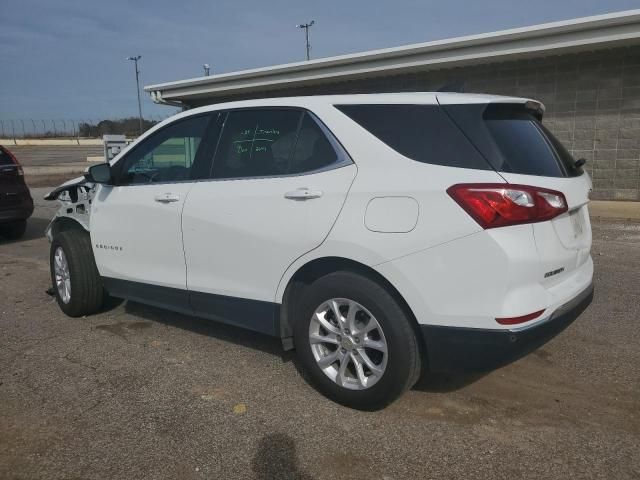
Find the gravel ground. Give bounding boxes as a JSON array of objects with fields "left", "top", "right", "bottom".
[{"left": 0, "top": 188, "right": 638, "bottom": 479}]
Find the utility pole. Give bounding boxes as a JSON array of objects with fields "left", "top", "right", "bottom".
[
  {"left": 126, "top": 55, "right": 143, "bottom": 135},
  {"left": 296, "top": 20, "right": 315, "bottom": 60},
  {"left": 203, "top": 64, "right": 211, "bottom": 76}
]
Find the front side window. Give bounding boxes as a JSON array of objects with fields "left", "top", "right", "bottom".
[
  {"left": 116, "top": 114, "right": 212, "bottom": 185},
  {"left": 211, "top": 109, "right": 341, "bottom": 179}
]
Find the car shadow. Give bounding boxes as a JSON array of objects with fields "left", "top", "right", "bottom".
[
  {"left": 251, "top": 433, "right": 315, "bottom": 480},
  {"left": 0, "top": 216, "right": 49, "bottom": 244},
  {"left": 412, "top": 370, "right": 489, "bottom": 393},
  {"left": 121, "top": 300, "right": 294, "bottom": 362},
  {"left": 103, "top": 299, "right": 488, "bottom": 394}
]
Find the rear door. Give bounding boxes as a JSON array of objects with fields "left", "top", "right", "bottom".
[
  {"left": 182, "top": 108, "right": 356, "bottom": 332},
  {"left": 440, "top": 100, "right": 592, "bottom": 287}
]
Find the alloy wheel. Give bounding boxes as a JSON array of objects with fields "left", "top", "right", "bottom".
[
  {"left": 309, "top": 298, "right": 388, "bottom": 390},
  {"left": 53, "top": 247, "right": 71, "bottom": 304}
]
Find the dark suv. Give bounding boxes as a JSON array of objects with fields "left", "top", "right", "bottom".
[{"left": 0, "top": 145, "right": 33, "bottom": 240}]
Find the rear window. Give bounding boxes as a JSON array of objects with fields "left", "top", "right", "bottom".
[
  {"left": 442, "top": 103, "right": 582, "bottom": 178},
  {"left": 335, "top": 104, "right": 491, "bottom": 170},
  {"left": 0, "top": 147, "right": 14, "bottom": 166}
]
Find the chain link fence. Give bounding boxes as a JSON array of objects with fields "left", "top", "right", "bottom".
[{"left": 0, "top": 116, "right": 173, "bottom": 139}]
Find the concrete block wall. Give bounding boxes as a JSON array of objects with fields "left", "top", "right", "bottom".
[{"left": 193, "top": 45, "right": 640, "bottom": 200}]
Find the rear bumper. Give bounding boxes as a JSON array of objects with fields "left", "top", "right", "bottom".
[
  {"left": 0, "top": 201, "right": 34, "bottom": 222},
  {"left": 421, "top": 282, "right": 594, "bottom": 372}
]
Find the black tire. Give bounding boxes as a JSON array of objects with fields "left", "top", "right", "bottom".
[
  {"left": 0, "top": 219, "right": 27, "bottom": 240},
  {"left": 50, "top": 230, "right": 104, "bottom": 317},
  {"left": 294, "top": 271, "right": 421, "bottom": 410}
]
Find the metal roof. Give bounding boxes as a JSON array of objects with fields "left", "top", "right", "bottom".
[{"left": 145, "top": 9, "right": 640, "bottom": 106}]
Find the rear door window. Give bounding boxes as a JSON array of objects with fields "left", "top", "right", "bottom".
[
  {"left": 289, "top": 113, "right": 339, "bottom": 174},
  {"left": 212, "top": 109, "right": 301, "bottom": 179},
  {"left": 442, "top": 103, "right": 582, "bottom": 178},
  {"left": 211, "top": 109, "right": 342, "bottom": 179},
  {"left": 335, "top": 104, "right": 491, "bottom": 170}
]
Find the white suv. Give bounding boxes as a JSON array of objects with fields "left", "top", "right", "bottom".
[{"left": 45, "top": 93, "right": 594, "bottom": 410}]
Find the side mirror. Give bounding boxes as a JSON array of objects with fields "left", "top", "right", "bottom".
[
  {"left": 574, "top": 158, "right": 587, "bottom": 169},
  {"left": 85, "top": 163, "right": 112, "bottom": 184}
]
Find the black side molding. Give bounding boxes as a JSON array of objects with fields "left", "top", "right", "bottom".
[{"left": 102, "top": 277, "right": 280, "bottom": 337}]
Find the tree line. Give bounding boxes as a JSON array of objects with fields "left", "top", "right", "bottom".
[{"left": 78, "top": 117, "right": 159, "bottom": 137}]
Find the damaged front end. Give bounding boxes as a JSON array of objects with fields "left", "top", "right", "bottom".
[{"left": 44, "top": 176, "right": 96, "bottom": 241}]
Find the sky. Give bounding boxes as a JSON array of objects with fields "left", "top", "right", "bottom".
[{"left": 1, "top": 0, "right": 639, "bottom": 123}]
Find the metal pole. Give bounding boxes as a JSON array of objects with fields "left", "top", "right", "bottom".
[
  {"left": 30, "top": 119, "right": 36, "bottom": 136},
  {"left": 135, "top": 58, "right": 142, "bottom": 134},
  {"left": 20, "top": 119, "right": 26, "bottom": 138},
  {"left": 0, "top": 120, "right": 4, "bottom": 137},
  {"left": 305, "top": 27, "right": 310, "bottom": 60},
  {"left": 297, "top": 21, "right": 315, "bottom": 61},
  {"left": 127, "top": 55, "right": 144, "bottom": 135}
]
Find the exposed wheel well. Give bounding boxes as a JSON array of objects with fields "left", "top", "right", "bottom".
[
  {"left": 50, "top": 217, "right": 87, "bottom": 239},
  {"left": 279, "top": 257, "right": 424, "bottom": 357}
]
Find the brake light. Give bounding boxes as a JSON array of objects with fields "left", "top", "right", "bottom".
[
  {"left": 496, "top": 309, "right": 545, "bottom": 325},
  {"left": 447, "top": 183, "right": 567, "bottom": 229},
  {"left": 1, "top": 147, "right": 23, "bottom": 176}
]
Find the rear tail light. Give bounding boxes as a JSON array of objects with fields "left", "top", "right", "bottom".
[
  {"left": 1, "top": 147, "right": 24, "bottom": 176},
  {"left": 447, "top": 183, "right": 567, "bottom": 229}
]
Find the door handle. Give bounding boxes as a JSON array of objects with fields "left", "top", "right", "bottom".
[
  {"left": 284, "top": 188, "right": 323, "bottom": 200},
  {"left": 154, "top": 193, "right": 180, "bottom": 203}
]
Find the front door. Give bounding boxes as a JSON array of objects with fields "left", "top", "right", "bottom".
[
  {"left": 91, "top": 113, "right": 216, "bottom": 309},
  {"left": 182, "top": 109, "right": 356, "bottom": 333}
]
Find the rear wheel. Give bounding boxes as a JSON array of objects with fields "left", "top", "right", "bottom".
[
  {"left": 50, "top": 230, "right": 104, "bottom": 317},
  {"left": 294, "top": 271, "right": 421, "bottom": 410},
  {"left": 0, "top": 219, "right": 27, "bottom": 240}
]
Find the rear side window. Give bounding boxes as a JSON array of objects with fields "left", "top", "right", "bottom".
[
  {"left": 0, "top": 147, "right": 14, "bottom": 165},
  {"left": 334, "top": 104, "right": 491, "bottom": 170},
  {"left": 442, "top": 103, "right": 582, "bottom": 178}
]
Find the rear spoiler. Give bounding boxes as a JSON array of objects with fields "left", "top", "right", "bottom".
[{"left": 436, "top": 93, "right": 545, "bottom": 117}]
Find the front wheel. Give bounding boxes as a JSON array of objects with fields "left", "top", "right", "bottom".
[
  {"left": 50, "top": 230, "right": 104, "bottom": 317},
  {"left": 294, "top": 271, "right": 421, "bottom": 410}
]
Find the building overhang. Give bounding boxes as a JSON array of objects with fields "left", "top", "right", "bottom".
[{"left": 145, "top": 9, "right": 640, "bottom": 106}]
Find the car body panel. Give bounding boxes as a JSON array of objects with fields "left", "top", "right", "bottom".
[
  {"left": 183, "top": 164, "right": 357, "bottom": 304},
  {"left": 90, "top": 182, "right": 194, "bottom": 290}
]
